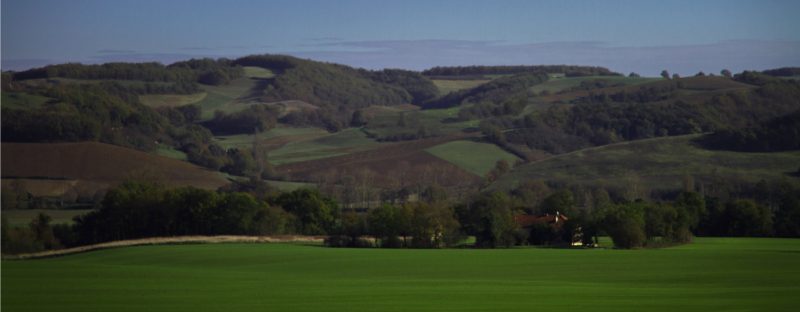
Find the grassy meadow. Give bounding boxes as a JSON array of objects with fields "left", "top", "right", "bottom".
[
  {"left": 432, "top": 79, "right": 491, "bottom": 94},
  {"left": 491, "top": 134, "right": 800, "bottom": 192},
  {"left": 3, "top": 237, "right": 799, "bottom": 311},
  {"left": 0, "top": 92, "right": 53, "bottom": 110},
  {"left": 139, "top": 92, "right": 208, "bottom": 108},
  {"left": 426, "top": 140, "right": 520, "bottom": 176}
]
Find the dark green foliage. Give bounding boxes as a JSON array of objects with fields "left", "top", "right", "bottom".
[
  {"left": 274, "top": 189, "right": 340, "bottom": 235},
  {"left": 73, "top": 181, "right": 292, "bottom": 244},
  {"left": 458, "top": 97, "right": 527, "bottom": 119},
  {"left": 234, "top": 54, "right": 422, "bottom": 128},
  {"left": 422, "top": 65, "right": 619, "bottom": 77},
  {"left": 407, "top": 202, "right": 463, "bottom": 248},
  {"left": 12, "top": 59, "right": 243, "bottom": 87},
  {"left": 423, "top": 72, "right": 549, "bottom": 109},
  {"left": 507, "top": 79, "right": 800, "bottom": 154},
  {"left": 365, "top": 68, "right": 439, "bottom": 103},
  {"left": 2, "top": 83, "right": 170, "bottom": 151},
  {"left": 28, "top": 213, "right": 60, "bottom": 250},
  {"left": 221, "top": 148, "right": 257, "bottom": 177},
  {"left": 761, "top": 67, "right": 800, "bottom": 77},
  {"left": 733, "top": 70, "right": 777, "bottom": 86},
  {"left": 456, "top": 192, "right": 518, "bottom": 248},
  {"left": 350, "top": 110, "right": 367, "bottom": 127},
  {"left": 12, "top": 62, "right": 194, "bottom": 82},
  {"left": 720, "top": 200, "right": 773, "bottom": 236},
  {"left": 367, "top": 204, "right": 410, "bottom": 247},
  {"left": 540, "top": 190, "right": 576, "bottom": 216},
  {"left": 599, "top": 203, "right": 647, "bottom": 248},
  {"left": 203, "top": 105, "right": 278, "bottom": 135},
  {"left": 1, "top": 108, "right": 101, "bottom": 142},
  {"left": 168, "top": 58, "right": 245, "bottom": 85},
  {"left": 699, "top": 110, "right": 800, "bottom": 152}
]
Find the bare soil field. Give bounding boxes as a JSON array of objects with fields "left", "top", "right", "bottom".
[
  {"left": 1, "top": 142, "right": 229, "bottom": 193},
  {"left": 276, "top": 134, "right": 482, "bottom": 187}
]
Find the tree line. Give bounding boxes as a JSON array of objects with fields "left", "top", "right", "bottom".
[
  {"left": 4, "top": 176, "right": 797, "bottom": 254},
  {"left": 422, "top": 65, "right": 620, "bottom": 77},
  {"left": 698, "top": 110, "right": 800, "bottom": 152},
  {"left": 9, "top": 58, "right": 245, "bottom": 87}
]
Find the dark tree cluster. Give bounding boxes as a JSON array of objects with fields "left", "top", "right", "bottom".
[
  {"left": 499, "top": 79, "right": 800, "bottom": 154},
  {"left": 11, "top": 59, "right": 244, "bottom": 87},
  {"left": 203, "top": 105, "right": 279, "bottom": 135},
  {"left": 761, "top": 67, "right": 800, "bottom": 77},
  {"left": 72, "top": 182, "right": 296, "bottom": 244},
  {"left": 168, "top": 58, "right": 245, "bottom": 86},
  {"left": 422, "top": 65, "right": 620, "bottom": 77},
  {"left": 363, "top": 68, "right": 439, "bottom": 103},
  {"left": 698, "top": 110, "right": 800, "bottom": 152},
  {"left": 11, "top": 62, "right": 195, "bottom": 82},
  {"left": 2, "top": 83, "right": 170, "bottom": 151}
]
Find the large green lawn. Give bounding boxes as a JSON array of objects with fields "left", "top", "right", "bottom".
[{"left": 2, "top": 237, "right": 798, "bottom": 311}]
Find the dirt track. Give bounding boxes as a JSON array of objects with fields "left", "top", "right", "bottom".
[{"left": 2, "top": 235, "right": 326, "bottom": 260}]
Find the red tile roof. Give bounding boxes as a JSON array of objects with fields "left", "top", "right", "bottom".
[{"left": 514, "top": 213, "right": 568, "bottom": 228}]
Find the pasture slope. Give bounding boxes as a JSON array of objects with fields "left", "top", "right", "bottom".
[
  {"left": 2, "top": 237, "right": 799, "bottom": 311},
  {"left": 426, "top": 140, "right": 521, "bottom": 177},
  {"left": 491, "top": 134, "right": 800, "bottom": 192}
]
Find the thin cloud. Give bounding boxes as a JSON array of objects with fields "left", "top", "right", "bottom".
[
  {"left": 290, "top": 39, "right": 800, "bottom": 76},
  {"left": 96, "top": 49, "right": 138, "bottom": 54}
]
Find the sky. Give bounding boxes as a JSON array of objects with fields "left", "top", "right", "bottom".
[{"left": 2, "top": 0, "right": 799, "bottom": 76}]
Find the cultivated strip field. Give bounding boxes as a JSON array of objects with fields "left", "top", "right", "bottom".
[
  {"left": 3, "top": 238, "right": 798, "bottom": 311},
  {"left": 275, "top": 134, "right": 481, "bottom": 187},
  {"left": 1, "top": 142, "right": 229, "bottom": 191}
]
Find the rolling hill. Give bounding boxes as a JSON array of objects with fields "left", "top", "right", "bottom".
[{"left": 489, "top": 135, "right": 800, "bottom": 196}]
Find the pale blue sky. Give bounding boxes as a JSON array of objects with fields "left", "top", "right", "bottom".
[{"left": 2, "top": 0, "right": 799, "bottom": 75}]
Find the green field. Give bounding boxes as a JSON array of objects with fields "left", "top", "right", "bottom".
[
  {"left": 2, "top": 237, "right": 798, "bottom": 311},
  {"left": 2, "top": 209, "right": 94, "bottom": 226},
  {"left": 213, "top": 127, "right": 329, "bottom": 150},
  {"left": 194, "top": 77, "right": 263, "bottom": 120},
  {"left": 426, "top": 140, "right": 520, "bottom": 176},
  {"left": 491, "top": 134, "right": 800, "bottom": 192},
  {"left": 1, "top": 92, "right": 53, "bottom": 110},
  {"left": 139, "top": 92, "right": 208, "bottom": 108},
  {"left": 154, "top": 145, "right": 188, "bottom": 161},
  {"left": 365, "top": 106, "right": 479, "bottom": 139},
  {"left": 432, "top": 79, "right": 491, "bottom": 94},
  {"left": 243, "top": 66, "right": 275, "bottom": 79},
  {"left": 268, "top": 128, "right": 379, "bottom": 165}
]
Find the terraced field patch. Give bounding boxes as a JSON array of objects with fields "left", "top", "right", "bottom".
[{"left": 426, "top": 140, "right": 520, "bottom": 176}]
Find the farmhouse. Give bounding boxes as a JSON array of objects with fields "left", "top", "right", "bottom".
[{"left": 514, "top": 212, "right": 584, "bottom": 246}]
